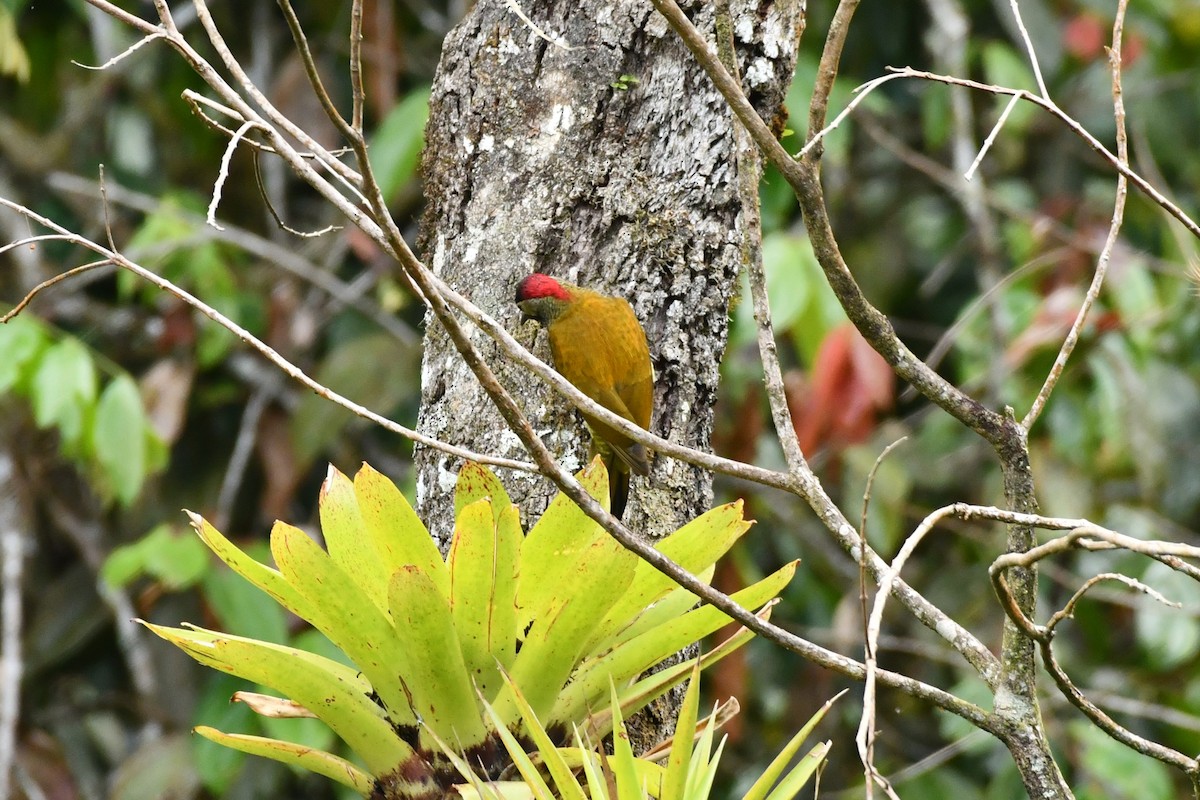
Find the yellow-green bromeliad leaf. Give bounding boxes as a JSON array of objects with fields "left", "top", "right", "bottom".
[
  {"left": 194, "top": 726, "right": 374, "bottom": 795},
  {"left": 354, "top": 462, "right": 449, "bottom": 600},
  {"left": 447, "top": 498, "right": 520, "bottom": 701},
  {"left": 142, "top": 623, "right": 409, "bottom": 775}
]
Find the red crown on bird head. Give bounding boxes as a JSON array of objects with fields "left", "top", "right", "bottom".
[{"left": 515, "top": 273, "right": 571, "bottom": 303}]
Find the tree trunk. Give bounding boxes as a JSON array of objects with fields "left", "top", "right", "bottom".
[{"left": 416, "top": 0, "right": 799, "bottom": 547}]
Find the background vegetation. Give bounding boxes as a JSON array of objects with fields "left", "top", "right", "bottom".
[{"left": 2, "top": 0, "right": 1200, "bottom": 797}]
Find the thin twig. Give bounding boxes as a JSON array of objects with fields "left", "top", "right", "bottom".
[
  {"left": 214, "top": 389, "right": 272, "bottom": 531},
  {"left": 207, "top": 120, "right": 257, "bottom": 230},
  {"left": 1022, "top": 2, "right": 1130, "bottom": 430},
  {"left": 0, "top": 200, "right": 532, "bottom": 473},
  {"left": 858, "top": 436, "right": 909, "bottom": 800},
  {"left": 349, "top": 0, "right": 365, "bottom": 132},
  {"left": 48, "top": 172, "right": 409, "bottom": 344},
  {"left": 275, "top": 0, "right": 353, "bottom": 137},
  {"left": 1006, "top": 0, "right": 1049, "bottom": 98},
  {"left": 883, "top": 66, "right": 1200, "bottom": 239},
  {"left": 966, "top": 93, "right": 1021, "bottom": 180},
  {"left": 0, "top": 260, "right": 115, "bottom": 323},
  {"left": 72, "top": 30, "right": 167, "bottom": 70}
]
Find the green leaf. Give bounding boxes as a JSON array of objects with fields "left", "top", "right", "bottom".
[
  {"left": 143, "top": 622, "right": 407, "bottom": 775},
  {"left": 270, "top": 521, "right": 422, "bottom": 731},
  {"left": 517, "top": 460, "right": 609, "bottom": 636},
  {"left": 93, "top": 375, "right": 151, "bottom": 504},
  {"left": 661, "top": 663, "right": 701, "bottom": 800},
  {"left": 763, "top": 741, "right": 829, "bottom": 800},
  {"left": 140, "top": 523, "right": 210, "bottom": 589},
  {"left": 31, "top": 337, "right": 97, "bottom": 446},
  {"left": 608, "top": 684, "right": 642, "bottom": 800},
  {"left": 354, "top": 463, "right": 449, "bottom": 599},
  {"left": 684, "top": 699, "right": 722, "bottom": 800},
  {"left": 491, "top": 669, "right": 587, "bottom": 800},
  {"left": 447, "top": 498, "right": 520, "bottom": 700},
  {"left": 369, "top": 87, "right": 432, "bottom": 202},
  {"left": 762, "top": 235, "right": 812, "bottom": 333},
  {"left": 188, "top": 512, "right": 320, "bottom": 633},
  {"left": 502, "top": 532, "right": 638, "bottom": 722},
  {"left": 0, "top": 314, "right": 47, "bottom": 393},
  {"left": 589, "top": 501, "right": 752, "bottom": 653},
  {"left": 556, "top": 563, "right": 794, "bottom": 724},
  {"left": 194, "top": 727, "right": 373, "bottom": 795},
  {"left": 476, "top": 693, "right": 556, "bottom": 800},
  {"left": 454, "top": 462, "right": 514, "bottom": 522},
  {"left": 387, "top": 565, "right": 489, "bottom": 744},
  {"left": 101, "top": 543, "right": 149, "bottom": 589},
  {"left": 103, "top": 525, "right": 209, "bottom": 591},
  {"left": 745, "top": 691, "right": 841, "bottom": 800},
  {"left": 319, "top": 466, "right": 391, "bottom": 614}
]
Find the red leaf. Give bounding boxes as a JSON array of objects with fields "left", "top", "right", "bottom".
[{"left": 791, "top": 324, "right": 894, "bottom": 454}]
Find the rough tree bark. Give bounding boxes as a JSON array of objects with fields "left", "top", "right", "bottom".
[{"left": 414, "top": 0, "right": 800, "bottom": 547}]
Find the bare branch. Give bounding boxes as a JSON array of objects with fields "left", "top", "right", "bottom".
[
  {"left": 207, "top": 119, "right": 258, "bottom": 230},
  {"left": 0, "top": 197, "right": 530, "bottom": 474},
  {"left": 1022, "top": 4, "right": 1130, "bottom": 430},
  {"left": 1005, "top": 0, "right": 1049, "bottom": 98},
  {"left": 1, "top": 258, "right": 115, "bottom": 323},
  {"left": 884, "top": 66, "right": 1200, "bottom": 239},
  {"left": 72, "top": 29, "right": 167, "bottom": 70}
]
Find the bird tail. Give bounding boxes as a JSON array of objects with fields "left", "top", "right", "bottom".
[{"left": 609, "top": 458, "right": 630, "bottom": 520}]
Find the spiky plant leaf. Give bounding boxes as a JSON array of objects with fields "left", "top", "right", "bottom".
[
  {"left": 517, "top": 458, "right": 609, "bottom": 634},
  {"left": 500, "top": 529, "right": 638, "bottom": 721},
  {"left": 607, "top": 567, "right": 715, "bottom": 649},
  {"left": 142, "top": 623, "right": 408, "bottom": 774},
  {"left": 573, "top": 728, "right": 612, "bottom": 800},
  {"left": 763, "top": 741, "right": 830, "bottom": 800},
  {"left": 186, "top": 511, "right": 317, "bottom": 625},
  {"left": 387, "top": 565, "right": 490, "bottom": 744},
  {"left": 354, "top": 462, "right": 449, "bottom": 600},
  {"left": 555, "top": 563, "right": 795, "bottom": 724},
  {"left": 683, "top": 712, "right": 725, "bottom": 800},
  {"left": 743, "top": 690, "right": 844, "bottom": 800},
  {"left": 454, "top": 461, "right": 514, "bottom": 520},
  {"left": 477, "top": 695, "right": 556, "bottom": 800},
  {"left": 320, "top": 466, "right": 391, "bottom": 613},
  {"left": 583, "top": 610, "right": 762, "bottom": 741},
  {"left": 661, "top": 662, "right": 702, "bottom": 800},
  {"left": 194, "top": 726, "right": 373, "bottom": 794},
  {"left": 488, "top": 669, "right": 587, "bottom": 800},
  {"left": 608, "top": 683, "right": 648, "bottom": 799},
  {"left": 588, "top": 501, "right": 753, "bottom": 652},
  {"left": 270, "top": 521, "right": 418, "bottom": 729},
  {"left": 448, "top": 498, "right": 520, "bottom": 699}
]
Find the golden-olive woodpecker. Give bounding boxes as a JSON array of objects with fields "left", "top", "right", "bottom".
[{"left": 515, "top": 273, "right": 654, "bottom": 518}]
